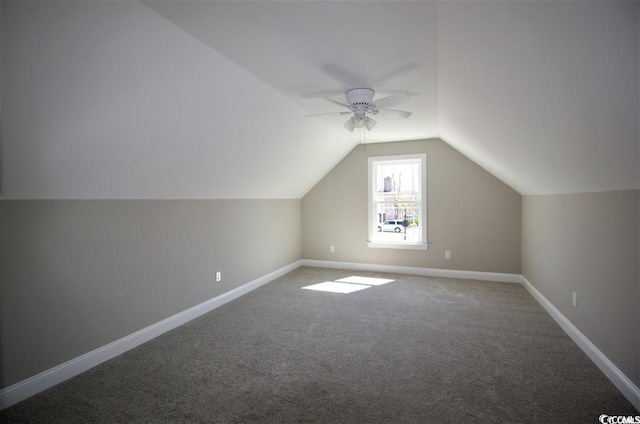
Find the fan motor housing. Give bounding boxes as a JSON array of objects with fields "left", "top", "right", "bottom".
[
  {"left": 346, "top": 88, "right": 374, "bottom": 106},
  {"left": 346, "top": 88, "right": 375, "bottom": 116}
]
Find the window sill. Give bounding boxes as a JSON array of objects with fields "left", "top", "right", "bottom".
[{"left": 367, "top": 241, "right": 430, "bottom": 250}]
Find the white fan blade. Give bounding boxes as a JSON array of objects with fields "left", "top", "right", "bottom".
[
  {"left": 373, "top": 93, "right": 410, "bottom": 110},
  {"left": 325, "top": 96, "right": 351, "bottom": 108},
  {"left": 302, "top": 89, "right": 347, "bottom": 99},
  {"left": 375, "top": 109, "right": 412, "bottom": 119},
  {"left": 305, "top": 111, "right": 351, "bottom": 118},
  {"left": 372, "top": 63, "right": 420, "bottom": 86},
  {"left": 321, "top": 64, "right": 364, "bottom": 86}
]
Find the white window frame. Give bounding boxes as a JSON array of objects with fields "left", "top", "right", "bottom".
[{"left": 367, "top": 154, "right": 428, "bottom": 250}]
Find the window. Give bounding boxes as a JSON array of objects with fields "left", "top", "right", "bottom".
[{"left": 368, "top": 154, "right": 428, "bottom": 249}]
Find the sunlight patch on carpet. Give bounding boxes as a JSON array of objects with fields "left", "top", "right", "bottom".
[
  {"left": 302, "top": 281, "right": 371, "bottom": 294},
  {"left": 302, "top": 276, "right": 395, "bottom": 294},
  {"left": 336, "top": 276, "right": 394, "bottom": 286}
]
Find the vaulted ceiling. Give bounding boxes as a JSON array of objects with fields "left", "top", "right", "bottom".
[{"left": 1, "top": 1, "right": 638, "bottom": 199}]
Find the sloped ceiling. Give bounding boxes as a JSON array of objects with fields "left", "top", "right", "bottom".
[
  {"left": 1, "top": 1, "right": 638, "bottom": 199},
  {"left": 1, "top": 0, "right": 353, "bottom": 199},
  {"left": 141, "top": 0, "right": 440, "bottom": 144},
  {"left": 438, "top": 1, "right": 639, "bottom": 195}
]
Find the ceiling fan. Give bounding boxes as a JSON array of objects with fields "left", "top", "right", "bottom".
[{"left": 306, "top": 88, "right": 412, "bottom": 132}]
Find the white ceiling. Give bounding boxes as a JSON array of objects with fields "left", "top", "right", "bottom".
[
  {"left": 142, "top": 0, "right": 440, "bottom": 144},
  {"left": 438, "top": 1, "right": 640, "bottom": 195},
  {"left": 1, "top": 1, "right": 353, "bottom": 199},
  {"left": 1, "top": 1, "right": 638, "bottom": 198}
]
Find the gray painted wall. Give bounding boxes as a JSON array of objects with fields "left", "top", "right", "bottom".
[
  {"left": 521, "top": 190, "right": 640, "bottom": 386},
  {"left": 0, "top": 199, "right": 301, "bottom": 388},
  {"left": 302, "top": 139, "right": 521, "bottom": 274}
]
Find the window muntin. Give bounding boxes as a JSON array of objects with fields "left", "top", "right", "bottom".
[{"left": 368, "top": 154, "right": 427, "bottom": 249}]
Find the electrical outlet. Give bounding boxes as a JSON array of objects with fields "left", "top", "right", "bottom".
[
  {"left": 445, "top": 250, "right": 451, "bottom": 259},
  {"left": 572, "top": 292, "right": 577, "bottom": 308},
  {"left": 216, "top": 272, "right": 222, "bottom": 282},
  {"left": 330, "top": 245, "right": 335, "bottom": 253}
]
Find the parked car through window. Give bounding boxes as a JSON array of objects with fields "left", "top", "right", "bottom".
[{"left": 377, "top": 220, "right": 404, "bottom": 233}]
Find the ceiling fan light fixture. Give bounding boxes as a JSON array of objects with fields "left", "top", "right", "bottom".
[
  {"left": 344, "top": 117, "right": 356, "bottom": 132},
  {"left": 364, "top": 117, "right": 377, "bottom": 131},
  {"left": 344, "top": 116, "right": 377, "bottom": 132}
]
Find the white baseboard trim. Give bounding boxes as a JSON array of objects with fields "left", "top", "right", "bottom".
[
  {"left": 0, "top": 260, "right": 303, "bottom": 410},
  {"left": 300, "top": 259, "right": 522, "bottom": 283},
  {"left": 520, "top": 275, "right": 640, "bottom": 411}
]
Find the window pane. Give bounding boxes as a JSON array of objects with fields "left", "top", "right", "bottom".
[{"left": 369, "top": 155, "right": 425, "bottom": 246}]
